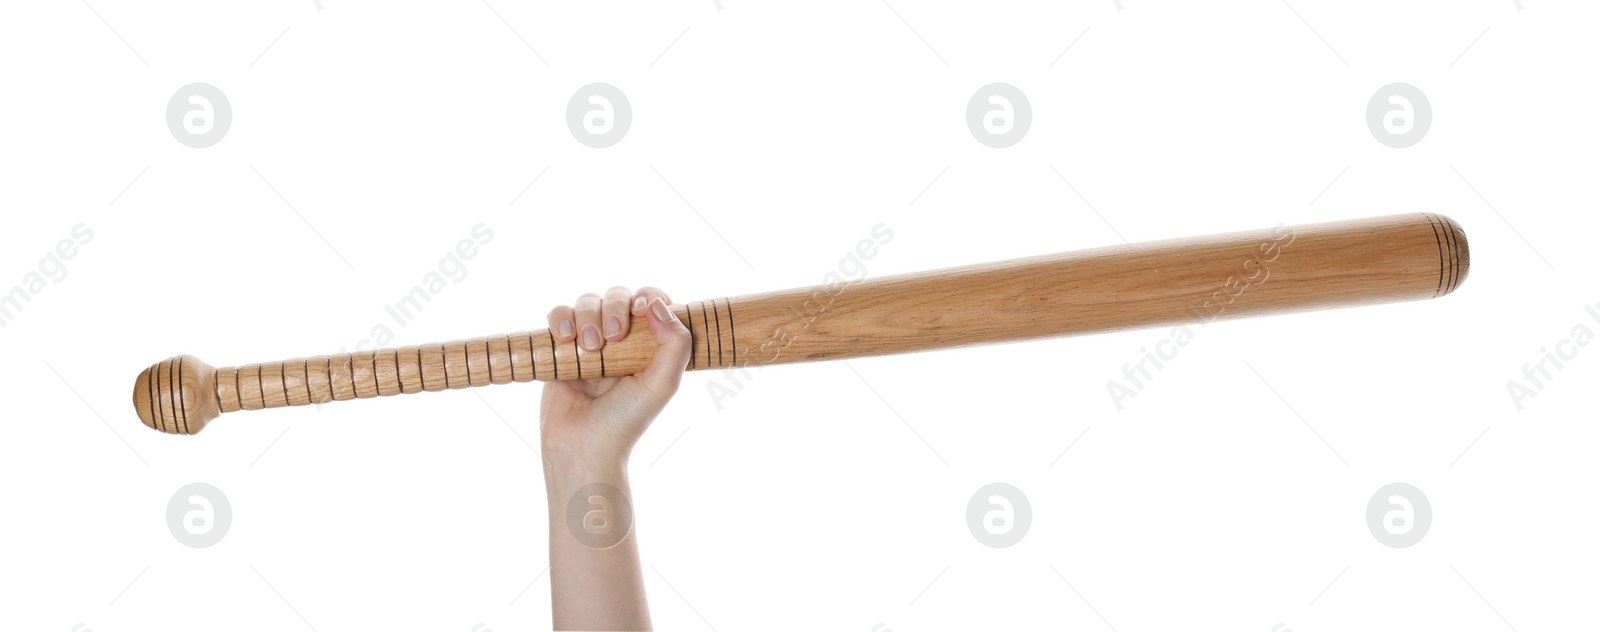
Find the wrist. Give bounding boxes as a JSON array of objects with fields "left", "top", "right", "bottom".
[
  {"left": 543, "top": 452, "right": 629, "bottom": 500},
  {"left": 539, "top": 432, "right": 633, "bottom": 471}
]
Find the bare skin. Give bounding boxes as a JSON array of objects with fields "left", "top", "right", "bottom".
[{"left": 542, "top": 286, "right": 691, "bottom": 631}]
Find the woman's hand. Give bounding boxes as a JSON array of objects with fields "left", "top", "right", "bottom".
[
  {"left": 540, "top": 286, "right": 694, "bottom": 465},
  {"left": 541, "top": 285, "right": 691, "bottom": 631}
]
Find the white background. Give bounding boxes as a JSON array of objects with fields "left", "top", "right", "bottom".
[{"left": 2, "top": 1, "right": 1597, "bottom": 631}]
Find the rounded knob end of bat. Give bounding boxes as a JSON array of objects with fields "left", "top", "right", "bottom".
[{"left": 133, "top": 355, "right": 220, "bottom": 435}]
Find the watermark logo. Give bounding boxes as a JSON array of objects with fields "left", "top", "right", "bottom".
[
  {"left": 167, "top": 83, "right": 232, "bottom": 149},
  {"left": 966, "top": 83, "right": 1031, "bottom": 148},
  {"left": 1366, "top": 83, "right": 1430, "bottom": 149},
  {"left": 567, "top": 83, "right": 631, "bottom": 148},
  {"left": 166, "top": 482, "right": 232, "bottom": 548},
  {"left": 565, "top": 482, "right": 633, "bottom": 549},
  {"left": 966, "top": 482, "right": 1031, "bottom": 548},
  {"left": 1366, "top": 482, "right": 1430, "bottom": 548}
]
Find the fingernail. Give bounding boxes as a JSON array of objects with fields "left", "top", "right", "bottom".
[
  {"left": 558, "top": 319, "right": 573, "bottom": 339},
  {"left": 650, "top": 298, "right": 672, "bottom": 322},
  {"left": 632, "top": 297, "right": 647, "bottom": 314},
  {"left": 581, "top": 325, "right": 601, "bottom": 351},
  {"left": 604, "top": 316, "right": 621, "bottom": 338}
]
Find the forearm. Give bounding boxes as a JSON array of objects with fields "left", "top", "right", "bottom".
[{"left": 545, "top": 454, "right": 651, "bottom": 631}]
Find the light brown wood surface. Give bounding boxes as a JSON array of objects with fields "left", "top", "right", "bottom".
[{"left": 132, "top": 213, "right": 1469, "bottom": 435}]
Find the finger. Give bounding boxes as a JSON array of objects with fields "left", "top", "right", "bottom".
[
  {"left": 602, "top": 286, "right": 633, "bottom": 342},
  {"left": 637, "top": 297, "right": 694, "bottom": 396},
  {"left": 546, "top": 304, "right": 576, "bottom": 342},
  {"left": 573, "top": 293, "right": 604, "bottom": 352},
  {"left": 630, "top": 286, "right": 673, "bottom": 317}
]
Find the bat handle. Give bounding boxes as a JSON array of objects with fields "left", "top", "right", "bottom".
[{"left": 133, "top": 301, "right": 739, "bottom": 434}]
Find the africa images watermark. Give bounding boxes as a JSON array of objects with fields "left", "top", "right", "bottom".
[
  {"left": 705, "top": 222, "right": 895, "bottom": 410},
  {"left": 308, "top": 223, "right": 494, "bottom": 411},
  {"left": 337, "top": 222, "right": 495, "bottom": 354},
  {"left": 0, "top": 223, "right": 95, "bottom": 330},
  {"left": 1105, "top": 223, "right": 1297, "bottom": 411},
  {"left": 1505, "top": 300, "right": 1600, "bottom": 411}
]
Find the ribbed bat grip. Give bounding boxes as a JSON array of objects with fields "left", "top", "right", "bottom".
[
  {"left": 217, "top": 301, "right": 737, "bottom": 414},
  {"left": 133, "top": 302, "right": 737, "bottom": 433}
]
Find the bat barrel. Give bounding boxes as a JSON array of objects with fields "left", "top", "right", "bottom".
[
  {"left": 133, "top": 213, "right": 1467, "bottom": 434},
  {"left": 719, "top": 212, "right": 1468, "bottom": 369}
]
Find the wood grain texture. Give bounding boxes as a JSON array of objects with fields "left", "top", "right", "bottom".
[{"left": 133, "top": 213, "right": 1469, "bottom": 434}]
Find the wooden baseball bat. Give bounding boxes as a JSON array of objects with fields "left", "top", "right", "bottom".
[{"left": 133, "top": 213, "right": 1468, "bottom": 434}]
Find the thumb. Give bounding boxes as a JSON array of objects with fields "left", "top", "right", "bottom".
[{"left": 636, "top": 298, "right": 693, "bottom": 399}]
